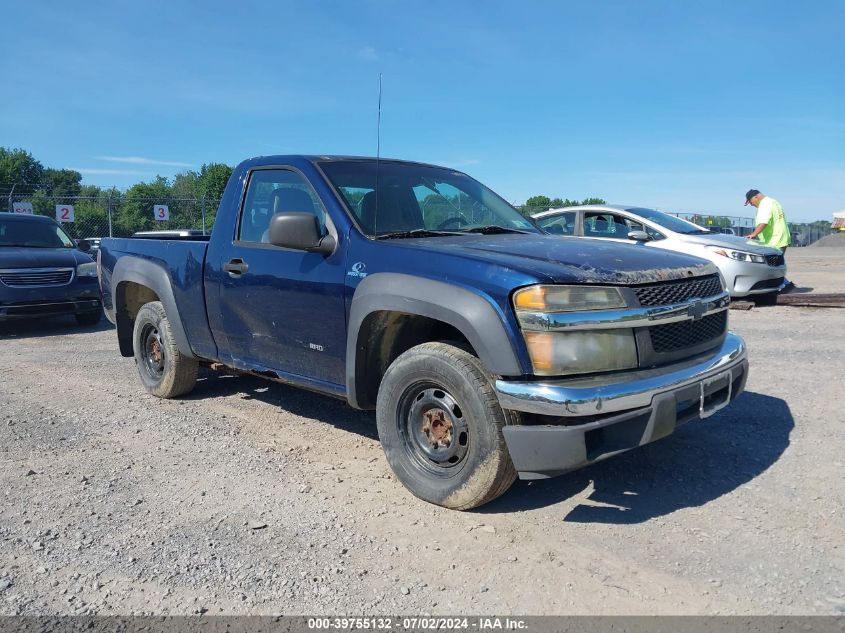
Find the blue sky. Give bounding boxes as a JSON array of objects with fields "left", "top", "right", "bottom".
[{"left": 1, "top": 1, "right": 842, "bottom": 222}]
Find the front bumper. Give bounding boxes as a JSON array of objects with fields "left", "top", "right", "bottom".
[
  {"left": 0, "top": 275, "right": 101, "bottom": 322},
  {"left": 0, "top": 299, "right": 101, "bottom": 321},
  {"left": 720, "top": 259, "right": 786, "bottom": 297},
  {"left": 496, "top": 333, "right": 748, "bottom": 479}
]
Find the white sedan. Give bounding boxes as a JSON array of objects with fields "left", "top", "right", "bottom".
[{"left": 532, "top": 205, "right": 786, "bottom": 300}]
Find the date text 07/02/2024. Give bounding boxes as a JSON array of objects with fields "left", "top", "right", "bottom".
[{"left": 307, "top": 617, "right": 528, "bottom": 630}]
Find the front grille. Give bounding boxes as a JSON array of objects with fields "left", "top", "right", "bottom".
[
  {"left": 649, "top": 311, "right": 727, "bottom": 353},
  {"left": 750, "top": 277, "right": 784, "bottom": 291},
  {"left": 765, "top": 253, "right": 785, "bottom": 267},
  {"left": 0, "top": 268, "right": 74, "bottom": 287},
  {"left": 634, "top": 274, "right": 723, "bottom": 307}
]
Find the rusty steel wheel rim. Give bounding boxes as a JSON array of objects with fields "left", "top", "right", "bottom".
[
  {"left": 398, "top": 381, "right": 470, "bottom": 476},
  {"left": 141, "top": 323, "right": 165, "bottom": 381}
]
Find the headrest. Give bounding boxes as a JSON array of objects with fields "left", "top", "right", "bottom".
[{"left": 269, "top": 187, "right": 315, "bottom": 214}]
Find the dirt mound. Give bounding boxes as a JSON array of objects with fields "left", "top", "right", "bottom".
[{"left": 809, "top": 233, "right": 845, "bottom": 248}]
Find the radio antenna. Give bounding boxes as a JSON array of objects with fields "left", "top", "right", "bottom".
[{"left": 374, "top": 73, "right": 382, "bottom": 236}]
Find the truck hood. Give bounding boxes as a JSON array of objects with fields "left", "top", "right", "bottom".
[
  {"left": 392, "top": 234, "right": 718, "bottom": 284},
  {"left": 677, "top": 232, "right": 782, "bottom": 253},
  {"left": 0, "top": 247, "right": 91, "bottom": 269}
]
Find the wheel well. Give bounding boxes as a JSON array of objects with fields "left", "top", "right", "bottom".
[
  {"left": 353, "top": 311, "right": 476, "bottom": 410},
  {"left": 115, "top": 282, "right": 160, "bottom": 357}
]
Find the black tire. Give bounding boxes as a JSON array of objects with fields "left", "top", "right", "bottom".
[
  {"left": 376, "top": 342, "right": 518, "bottom": 510},
  {"left": 132, "top": 301, "right": 198, "bottom": 398},
  {"left": 75, "top": 311, "right": 101, "bottom": 326}
]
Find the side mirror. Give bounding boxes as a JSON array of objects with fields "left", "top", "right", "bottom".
[
  {"left": 268, "top": 212, "right": 335, "bottom": 256},
  {"left": 627, "top": 230, "right": 651, "bottom": 242},
  {"left": 545, "top": 224, "right": 565, "bottom": 235},
  {"left": 77, "top": 239, "right": 91, "bottom": 252}
]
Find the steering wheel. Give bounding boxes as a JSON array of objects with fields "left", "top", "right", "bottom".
[{"left": 436, "top": 216, "right": 470, "bottom": 230}]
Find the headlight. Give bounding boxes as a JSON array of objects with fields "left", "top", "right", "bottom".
[
  {"left": 522, "top": 330, "right": 638, "bottom": 376},
  {"left": 513, "top": 285, "right": 626, "bottom": 312},
  {"left": 513, "top": 285, "right": 637, "bottom": 376},
  {"left": 707, "top": 246, "right": 766, "bottom": 264},
  {"left": 76, "top": 262, "right": 97, "bottom": 277}
]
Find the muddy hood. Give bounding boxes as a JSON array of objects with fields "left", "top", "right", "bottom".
[
  {"left": 0, "top": 247, "right": 91, "bottom": 269},
  {"left": 394, "top": 234, "right": 718, "bottom": 285}
]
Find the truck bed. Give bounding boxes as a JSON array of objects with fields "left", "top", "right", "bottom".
[{"left": 98, "top": 236, "right": 217, "bottom": 360}]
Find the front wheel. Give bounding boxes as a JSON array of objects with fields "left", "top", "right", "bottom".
[
  {"left": 376, "top": 342, "right": 517, "bottom": 510},
  {"left": 132, "top": 301, "right": 198, "bottom": 398}
]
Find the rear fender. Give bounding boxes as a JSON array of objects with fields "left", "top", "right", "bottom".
[{"left": 112, "top": 256, "right": 195, "bottom": 359}]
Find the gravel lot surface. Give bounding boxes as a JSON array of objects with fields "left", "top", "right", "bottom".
[{"left": 1, "top": 249, "right": 843, "bottom": 615}]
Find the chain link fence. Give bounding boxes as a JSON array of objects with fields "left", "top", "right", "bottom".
[
  {"left": 3, "top": 193, "right": 221, "bottom": 240},
  {"left": 6, "top": 193, "right": 835, "bottom": 247}
]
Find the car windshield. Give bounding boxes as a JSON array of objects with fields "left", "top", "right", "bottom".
[
  {"left": 0, "top": 217, "right": 76, "bottom": 248},
  {"left": 624, "top": 207, "right": 713, "bottom": 235},
  {"left": 318, "top": 159, "right": 539, "bottom": 238}
]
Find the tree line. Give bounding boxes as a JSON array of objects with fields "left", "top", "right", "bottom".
[
  {"left": 0, "top": 147, "right": 233, "bottom": 236},
  {"left": 521, "top": 195, "right": 606, "bottom": 213}
]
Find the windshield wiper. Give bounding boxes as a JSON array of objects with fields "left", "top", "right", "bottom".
[
  {"left": 374, "top": 229, "right": 463, "bottom": 240},
  {"left": 458, "top": 225, "right": 532, "bottom": 235}
]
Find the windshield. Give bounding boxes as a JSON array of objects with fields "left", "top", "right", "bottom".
[
  {"left": 624, "top": 207, "right": 712, "bottom": 235},
  {"left": 0, "top": 217, "right": 76, "bottom": 248},
  {"left": 318, "top": 160, "right": 539, "bottom": 238}
]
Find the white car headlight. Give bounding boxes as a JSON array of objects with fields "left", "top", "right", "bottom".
[
  {"left": 706, "top": 246, "right": 766, "bottom": 264},
  {"left": 76, "top": 262, "right": 97, "bottom": 277},
  {"left": 513, "top": 285, "right": 637, "bottom": 376}
]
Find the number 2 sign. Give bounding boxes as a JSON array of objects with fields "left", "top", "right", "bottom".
[
  {"left": 154, "top": 204, "right": 170, "bottom": 221},
  {"left": 56, "top": 204, "right": 75, "bottom": 223}
]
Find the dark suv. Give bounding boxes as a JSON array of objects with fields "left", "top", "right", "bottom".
[{"left": 0, "top": 213, "right": 101, "bottom": 325}]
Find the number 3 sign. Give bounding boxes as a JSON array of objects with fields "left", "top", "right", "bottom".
[
  {"left": 154, "top": 204, "right": 170, "bottom": 221},
  {"left": 56, "top": 204, "right": 75, "bottom": 223}
]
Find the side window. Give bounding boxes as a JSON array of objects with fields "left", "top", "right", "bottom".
[
  {"left": 584, "top": 212, "right": 639, "bottom": 238},
  {"left": 645, "top": 225, "right": 666, "bottom": 241},
  {"left": 623, "top": 217, "right": 645, "bottom": 232},
  {"left": 238, "top": 169, "right": 325, "bottom": 243},
  {"left": 584, "top": 212, "right": 615, "bottom": 237},
  {"left": 536, "top": 212, "right": 576, "bottom": 235}
]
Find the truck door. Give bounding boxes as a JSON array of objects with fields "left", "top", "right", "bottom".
[{"left": 212, "top": 167, "right": 346, "bottom": 387}]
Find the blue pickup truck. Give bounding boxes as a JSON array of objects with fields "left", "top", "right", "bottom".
[{"left": 99, "top": 155, "right": 748, "bottom": 510}]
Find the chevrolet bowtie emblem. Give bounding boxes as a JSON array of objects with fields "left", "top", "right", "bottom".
[{"left": 687, "top": 300, "right": 707, "bottom": 321}]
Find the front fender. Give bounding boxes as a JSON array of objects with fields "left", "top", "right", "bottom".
[{"left": 346, "top": 273, "right": 525, "bottom": 409}]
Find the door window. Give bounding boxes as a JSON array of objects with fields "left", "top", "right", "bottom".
[
  {"left": 535, "top": 212, "right": 576, "bottom": 235},
  {"left": 238, "top": 169, "right": 325, "bottom": 243},
  {"left": 584, "top": 212, "right": 642, "bottom": 238},
  {"left": 645, "top": 225, "right": 666, "bottom": 241}
]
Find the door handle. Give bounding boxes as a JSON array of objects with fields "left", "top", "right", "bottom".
[{"left": 223, "top": 258, "right": 249, "bottom": 276}]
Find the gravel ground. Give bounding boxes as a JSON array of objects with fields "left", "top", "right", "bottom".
[{"left": 1, "top": 249, "right": 843, "bottom": 616}]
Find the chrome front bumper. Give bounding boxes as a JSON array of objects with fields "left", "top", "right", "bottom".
[
  {"left": 497, "top": 333, "right": 749, "bottom": 479},
  {"left": 496, "top": 332, "right": 747, "bottom": 417}
]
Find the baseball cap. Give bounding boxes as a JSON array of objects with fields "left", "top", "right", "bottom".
[{"left": 744, "top": 189, "right": 760, "bottom": 205}]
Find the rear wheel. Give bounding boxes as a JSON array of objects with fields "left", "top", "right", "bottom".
[
  {"left": 132, "top": 301, "right": 198, "bottom": 398},
  {"left": 376, "top": 342, "right": 517, "bottom": 510}
]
